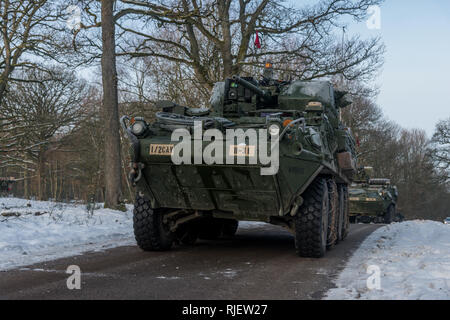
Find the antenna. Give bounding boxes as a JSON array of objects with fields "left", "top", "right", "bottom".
[{"left": 340, "top": 26, "right": 346, "bottom": 87}]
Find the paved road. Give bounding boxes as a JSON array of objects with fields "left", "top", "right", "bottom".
[{"left": 0, "top": 223, "right": 381, "bottom": 300}]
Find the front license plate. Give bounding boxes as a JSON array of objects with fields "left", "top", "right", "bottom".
[{"left": 149, "top": 144, "right": 174, "bottom": 156}]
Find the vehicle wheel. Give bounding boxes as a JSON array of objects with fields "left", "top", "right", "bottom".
[
  {"left": 384, "top": 205, "right": 395, "bottom": 224},
  {"left": 133, "top": 195, "right": 174, "bottom": 251},
  {"left": 326, "top": 179, "right": 338, "bottom": 249},
  {"left": 341, "top": 185, "right": 350, "bottom": 240},
  {"left": 295, "top": 177, "right": 329, "bottom": 258},
  {"left": 336, "top": 184, "right": 345, "bottom": 243}
]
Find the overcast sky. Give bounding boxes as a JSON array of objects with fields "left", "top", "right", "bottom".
[{"left": 344, "top": 0, "right": 450, "bottom": 137}]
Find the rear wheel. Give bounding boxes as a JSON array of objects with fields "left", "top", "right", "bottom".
[
  {"left": 133, "top": 195, "right": 174, "bottom": 251},
  {"left": 336, "top": 184, "right": 345, "bottom": 243},
  {"left": 326, "top": 179, "right": 338, "bottom": 249},
  {"left": 341, "top": 185, "right": 350, "bottom": 239},
  {"left": 295, "top": 177, "right": 329, "bottom": 258}
]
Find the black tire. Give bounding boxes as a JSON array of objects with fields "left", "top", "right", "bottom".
[
  {"left": 384, "top": 205, "right": 395, "bottom": 224},
  {"left": 133, "top": 195, "right": 174, "bottom": 251},
  {"left": 326, "top": 179, "right": 338, "bottom": 249},
  {"left": 341, "top": 185, "right": 350, "bottom": 239},
  {"left": 295, "top": 177, "right": 329, "bottom": 258},
  {"left": 336, "top": 184, "right": 345, "bottom": 243}
]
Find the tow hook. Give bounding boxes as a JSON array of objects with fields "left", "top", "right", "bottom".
[{"left": 129, "top": 162, "right": 145, "bottom": 186}]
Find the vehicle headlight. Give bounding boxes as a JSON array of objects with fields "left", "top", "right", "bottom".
[{"left": 131, "top": 120, "right": 147, "bottom": 136}]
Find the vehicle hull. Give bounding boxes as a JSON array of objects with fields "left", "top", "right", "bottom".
[{"left": 137, "top": 158, "right": 323, "bottom": 219}]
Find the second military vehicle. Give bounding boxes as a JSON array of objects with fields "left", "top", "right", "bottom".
[
  {"left": 121, "top": 64, "right": 358, "bottom": 257},
  {"left": 349, "top": 167, "right": 398, "bottom": 223},
  {"left": 0, "top": 177, "right": 14, "bottom": 197}
]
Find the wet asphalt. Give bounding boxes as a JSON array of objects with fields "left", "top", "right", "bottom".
[{"left": 0, "top": 223, "right": 381, "bottom": 300}]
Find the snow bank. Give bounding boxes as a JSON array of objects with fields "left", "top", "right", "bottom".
[
  {"left": 0, "top": 198, "right": 135, "bottom": 270},
  {"left": 325, "top": 220, "right": 450, "bottom": 300}
]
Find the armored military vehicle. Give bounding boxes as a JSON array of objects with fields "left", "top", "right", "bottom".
[
  {"left": 121, "top": 65, "right": 357, "bottom": 257},
  {"left": 0, "top": 177, "right": 15, "bottom": 197},
  {"left": 349, "top": 167, "right": 398, "bottom": 223}
]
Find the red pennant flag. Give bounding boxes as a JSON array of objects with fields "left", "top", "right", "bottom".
[{"left": 254, "top": 31, "right": 261, "bottom": 49}]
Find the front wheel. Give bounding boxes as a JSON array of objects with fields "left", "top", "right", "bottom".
[
  {"left": 340, "top": 184, "right": 350, "bottom": 240},
  {"left": 326, "top": 179, "right": 338, "bottom": 249},
  {"left": 335, "top": 184, "right": 345, "bottom": 243},
  {"left": 295, "top": 177, "right": 329, "bottom": 258},
  {"left": 133, "top": 195, "right": 174, "bottom": 251}
]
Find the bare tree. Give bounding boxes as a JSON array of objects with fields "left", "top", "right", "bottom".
[
  {"left": 0, "top": 0, "right": 66, "bottom": 105},
  {"left": 431, "top": 117, "right": 450, "bottom": 179},
  {"left": 0, "top": 68, "right": 87, "bottom": 200},
  {"left": 113, "top": 0, "right": 384, "bottom": 93},
  {"left": 59, "top": 88, "right": 107, "bottom": 202},
  {"left": 118, "top": 55, "right": 210, "bottom": 107}
]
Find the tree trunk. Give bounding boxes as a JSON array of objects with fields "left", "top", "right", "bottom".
[
  {"left": 24, "top": 163, "right": 29, "bottom": 199},
  {"left": 219, "top": 0, "right": 233, "bottom": 79},
  {"left": 101, "top": 0, "right": 123, "bottom": 210},
  {"left": 37, "top": 153, "right": 46, "bottom": 201},
  {"left": 0, "top": 72, "right": 9, "bottom": 106}
]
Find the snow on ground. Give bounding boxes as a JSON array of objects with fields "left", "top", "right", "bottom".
[
  {"left": 325, "top": 220, "right": 450, "bottom": 300},
  {"left": 0, "top": 197, "right": 135, "bottom": 271},
  {"left": 0, "top": 197, "right": 266, "bottom": 271}
]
